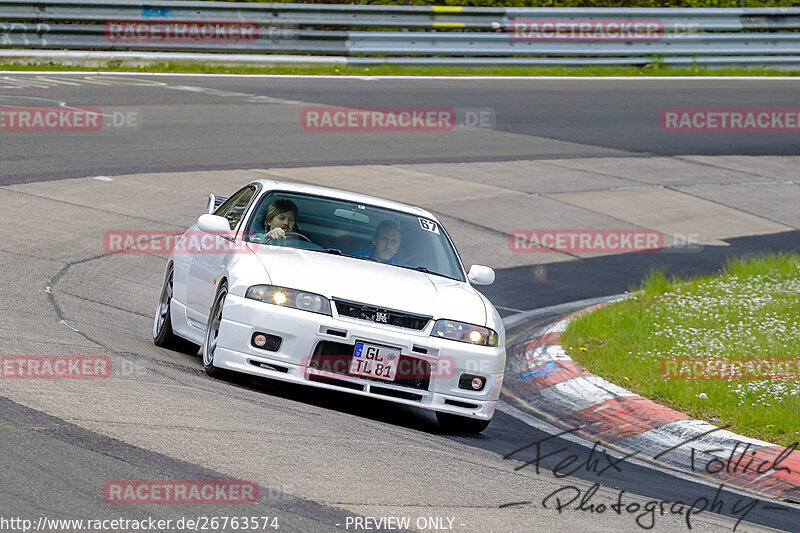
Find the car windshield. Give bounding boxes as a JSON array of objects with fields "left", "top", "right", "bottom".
[{"left": 244, "top": 190, "right": 464, "bottom": 281}]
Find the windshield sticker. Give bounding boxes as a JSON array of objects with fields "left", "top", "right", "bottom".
[{"left": 418, "top": 218, "right": 440, "bottom": 234}]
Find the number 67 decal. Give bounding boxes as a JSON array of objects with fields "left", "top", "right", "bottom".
[{"left": 418, "top": 218, "right": 440, "bottom": 234}]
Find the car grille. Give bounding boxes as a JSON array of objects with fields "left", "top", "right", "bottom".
[
  {"left": 333, "top": 299, "right": 431, "bottom": 331},
  {"left": 310, "top": 341, "right": 431, "bottom": 391}
]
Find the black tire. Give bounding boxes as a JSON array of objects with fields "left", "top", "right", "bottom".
[
  {"left": 203, "top": 282, "right": 230, "bottom": 378},
  {"left": 153, "top": 266, "right": 199, "bottom": 354},
  {"left": 436, "top": 412, "right": 491, "bottom": 434}
]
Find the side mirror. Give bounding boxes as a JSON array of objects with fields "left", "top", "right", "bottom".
[
  {"left": 467, "top": 265, "right": 495, "bottom": 286},
  {"left": 197, "top": 214, "right": 231, "bottom": 234}
]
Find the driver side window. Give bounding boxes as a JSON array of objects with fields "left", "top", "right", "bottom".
[{"left": 216, "top": 186, "right": 256, "bottom": 230}]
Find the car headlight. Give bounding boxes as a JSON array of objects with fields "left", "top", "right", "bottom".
[
  {"left": 432, "top": 319, "right": 498, "bottom": 347},
  {"left": 245, "top": 285, "right": 331, "bottom": 316}
]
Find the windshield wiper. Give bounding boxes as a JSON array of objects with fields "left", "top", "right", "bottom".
[
  {"left": 321, "top": 249, "right": 376, "bottom": 261},
  {"left": 396, "top": 264, "right": 458, "bottom": 280}
]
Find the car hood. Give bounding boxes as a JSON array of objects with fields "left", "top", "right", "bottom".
[{"left": 248, "top": 244, "right": 487, "bottom": 325}]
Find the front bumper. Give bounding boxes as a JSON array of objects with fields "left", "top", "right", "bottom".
[{"left": 214, "top": 293, "right": 505, "bottom": 420}]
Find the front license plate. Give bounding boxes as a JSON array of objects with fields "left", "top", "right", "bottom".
[{"left": 350, "top": 342, "right": 400, "bottom": 381}]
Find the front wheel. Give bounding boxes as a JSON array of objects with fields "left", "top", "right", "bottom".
[
  {"left": 203, "top": 282, "right": 230, "bottom": 378},
  {"left": 436, "top": 412, "right": 491, "bottom": 434}
]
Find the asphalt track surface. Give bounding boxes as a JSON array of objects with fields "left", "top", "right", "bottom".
[
  {"left": 1, "top": 73, "right": 799, "bottom": 532},
  {"left": 2, "top": 75, "right": 799, "bottom": 185}
]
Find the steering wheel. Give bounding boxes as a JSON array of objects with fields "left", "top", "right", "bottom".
[{"left": 266, "top": 231, "right": 312, "bottom": 243}]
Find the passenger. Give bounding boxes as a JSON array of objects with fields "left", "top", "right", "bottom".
[
  {"left": 264, "top": 199, "right": 301, "bottom": 240},
  {"left": 354, "top": 220, "right": 402, "bottom": 264}
]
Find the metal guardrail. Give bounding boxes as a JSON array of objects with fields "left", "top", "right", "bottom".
[{"left": 2, "top": 1, "right": 800, "bottom": 67}]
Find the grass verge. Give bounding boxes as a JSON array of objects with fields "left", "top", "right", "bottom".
[
  {"left": 561, "top": 253, "right": 800, "bottom": 446},
  {"left": 0, "top": 61, "right": 799, "bottom": 77}
]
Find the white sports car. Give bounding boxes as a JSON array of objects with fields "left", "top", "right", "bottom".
[{"left": 153, "top": 180, "right": 505, "bottom": 432}]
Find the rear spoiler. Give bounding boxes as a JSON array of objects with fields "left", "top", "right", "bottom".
[{"left": 207, "top": 194, "right": 228, "bottom": 214}]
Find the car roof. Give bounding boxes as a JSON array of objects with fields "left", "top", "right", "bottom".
[{"left": 250, "top": 179, "right": 435, "bottom": 218}]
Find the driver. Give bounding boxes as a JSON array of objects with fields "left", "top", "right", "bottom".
[{"left": 264, "top": 199, "right": 302, "bottom": 240}]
